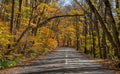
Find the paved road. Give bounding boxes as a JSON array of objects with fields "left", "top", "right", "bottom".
[{"left": 11, "top": 47, "right": 115, "bottom": 74}]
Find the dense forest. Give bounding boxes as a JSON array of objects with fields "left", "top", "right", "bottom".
[{"left": 0, "top": 0, "right": 120, "bottom": 69}]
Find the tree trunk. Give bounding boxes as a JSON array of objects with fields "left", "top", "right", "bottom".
[
  {"left": 86, "top": 0, "right": 120, "bottom": 58},
  {"left": 75, "top": 17, "right": 80, "bottom": 50},
  {"left": 16, "top": 0, "right": 22, "bottom": 30},
  {"left": 84, "top": 24, "right": 87, "bottom": 53},
  {"left": 94, "top": 17, "right": 102, "bottom": 58},
  {"left": 103, "top": 0, "right": 120, "bottom": 57},
  {"left": 10, "top": 0, "right": 15, "bottom": 34},
  {"left": 92, "top": 24, "right": 96, "bottom": 58},
  {"left": 116, "top": 0, "right": 119, "bottom": 8},
  {"left": 102, "top": 31, "right": 107, "bottom": 59}
]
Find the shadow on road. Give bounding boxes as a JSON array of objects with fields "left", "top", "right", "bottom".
[{"left": 21, "top": 67, "right": 107, "bottom": 74}]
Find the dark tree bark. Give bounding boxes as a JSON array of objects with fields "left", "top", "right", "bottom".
[
  {"left": 94, "top": 16, "right": 102, "bottom": 58},
  {"left": 84, "top": 15, "right": 87, "bottom": 53},
  {"left": 16, "top": 0, "right": 22, "bottom": 30},
  {"left": 102, "top": 31, "right": 107, "bottom": 59},
  {"left": 92, "top": 25, "right": 96, "bottom": 58},
  {"left": 116, "top": 0, "right": 120, "bottom": 20},
  {"left": 10, "top": 0, "right": 15, "bottom": 34},
  {"left": 26, "top": 0, "right": 29, "bottom": 6},
  {"left": 116, "top": 0, "right": 119, "bottom": 8}
]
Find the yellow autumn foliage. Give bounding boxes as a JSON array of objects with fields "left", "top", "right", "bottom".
[
  {"left": 46, "top": 38, "right": 58, "bottom": 49},
  {"left": 0, "top": 21, "right": 12, "bottom": 47},
  {"left": 37, "top": 3, "right": 49, "bottom": 13},
  {"left": 40, "top": 27, "right": 55, "bottom": 38},
  {"left": 69, "top": 9, "right": 84, "bottom": 15}
]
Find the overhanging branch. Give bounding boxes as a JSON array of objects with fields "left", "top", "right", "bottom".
[
  {"left": 37, "top": 14, "right": 84, "bottom": 27},
  {"left": 17, "top": 14, "right": 84, "bottom": 43}
]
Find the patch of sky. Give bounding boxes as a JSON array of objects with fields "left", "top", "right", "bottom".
[
  {"left": 0, "top": 0, "right": 2, "bottom": 2},
  {"left": 58, "top": 0, "right": 73, "bottom": 7}
]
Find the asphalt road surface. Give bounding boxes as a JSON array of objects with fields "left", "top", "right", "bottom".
[{"left": 11, "top": 47, "right": 115, "bottom": 74}]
